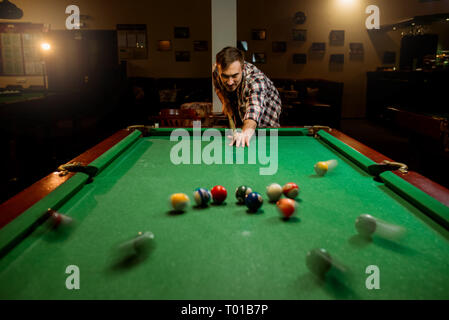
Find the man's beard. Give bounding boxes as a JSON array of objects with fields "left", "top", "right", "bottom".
[{"left": 225, "top": 80, "right": 241, "bottom": 92}]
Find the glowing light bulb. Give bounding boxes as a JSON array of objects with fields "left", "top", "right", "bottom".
[
  {"left": 41, "top": 43, "right": 51, "bottom": 51},
  {"left": 338, "top": 0, "right": 355, "bottom": 5}
]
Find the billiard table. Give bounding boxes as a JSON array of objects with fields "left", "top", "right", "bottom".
[
  {"left": 0, "top": 91, "right": 48, "bottom": 105},
  {"left": 1, "top": 126, "right": 449, "bottom": 300}
]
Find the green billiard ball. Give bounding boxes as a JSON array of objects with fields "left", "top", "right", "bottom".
[{"left": 306, "top": 248, "right": 333, "bottom": 278}]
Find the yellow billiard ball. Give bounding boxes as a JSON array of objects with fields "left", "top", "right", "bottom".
[{"left": 170, "top": 193, "right": 190, "bottom": 211}]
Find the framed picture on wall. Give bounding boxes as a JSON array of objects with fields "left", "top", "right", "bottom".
[
  {"left": 293, "top": 53, "right": 307, "bottom": 64},
  {"left": 193, "top": 40, "right": 208, "bottom": 51},
  {"left": 293, "top": 11, "right": 306, "bottom": 25},
  {"left": 349, "top": 43, "right": 364, "bottom": 55},
  {"left": 252, "top": 52, "right": 266, "bottom": 64},
  {"left": 117, "top": 24, "right": 148, "bottom": 60},
  {"left": 272, "top": 41, "right": 287, "bottom": 53},
  {"left": 330, "top": 54, "right": 344, "bottom": 64},
  {"left": 329, "top": 30, "right": 345, "bottom": 46},
  {"left": 311, "top": 42, "right": 325, "bottom": 52},
  {"left": 292, "top": 29, "right": 307, "bottom": 41},
  {"left": 175, "top": 51, "right": 190, "bottom": 62},
  {"left": 237, "top": 40, "right": 248, "bottom": 51},
  {"left": 158, "top": 40, "right": 172, "bottom": 51},
  {"left": 174, "top": 27, "right": 189, "bottom": 38},
  {"left": 251, "top": 29, "right": 266, "bottom": 40}
]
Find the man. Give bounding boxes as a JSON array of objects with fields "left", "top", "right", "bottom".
[{"left": 212, "top": 47, "right": 282, "bottom": 147}]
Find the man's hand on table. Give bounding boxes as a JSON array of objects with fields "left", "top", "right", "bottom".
[{"left": 227, "top": 120, "right": 257, "bottom": 148}]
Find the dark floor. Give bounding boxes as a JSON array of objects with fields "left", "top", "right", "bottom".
[{"left": 339, "top": 118, "right": 449, "bottom": 190}]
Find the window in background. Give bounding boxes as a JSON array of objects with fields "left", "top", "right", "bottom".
[{"left": 0, "top": 23, "right": 44, "bottom": 76}]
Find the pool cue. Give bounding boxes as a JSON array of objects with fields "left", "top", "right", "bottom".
[{"left": 227, "top": 113, "right": 236, "bottom": 133}]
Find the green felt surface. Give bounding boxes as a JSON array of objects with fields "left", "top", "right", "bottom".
[
  {"left": 1, "top": 131, "right": 449, "bottom": 299},
  {"left": 0, "top": 92, "right": 47, "bottom": 104}
]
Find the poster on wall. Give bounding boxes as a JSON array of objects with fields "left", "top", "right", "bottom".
[
  {"left": 252, "top": 52, "right": 266, "bottom": 64},
  {"left": 349, "top": 43, "right": 364, "bottom": 56},
  {"left": 251, "top": 29, "right": 266, "bottom": 40},
  {"left": 329, "top": 30, "right": 345, "bottom": 46},
  {"left": 117, "top": 24, "right": 148, "bottom": 60},
  {"left": 158, "top": 40, "right": 172, "bottom": 51},
  {"left": 292, "top": 29, "right": 307, "bottom": 41},
  {"left": 237, "top": 40, "right": 248, "bottom": 51}
]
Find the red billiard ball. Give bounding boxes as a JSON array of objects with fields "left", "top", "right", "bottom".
[
  {"left": 276, "top": 198, "right": 297, "bottom": 219},
  {"left": 211, "top": 185, "right": 227, "bottom": 204},
  {"left": 282, "top": 182, "right": 299, "bottom": 199}
]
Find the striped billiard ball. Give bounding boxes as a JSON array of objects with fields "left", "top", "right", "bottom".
[
  {"left": 193, "top": 188, "right": 212, "bottom": 206},
  {"left": 282, "top": 182, "right": 299, "bottom": 199},
  {"left": 170, "top": 193, "right": 190, "bottom": 211}
]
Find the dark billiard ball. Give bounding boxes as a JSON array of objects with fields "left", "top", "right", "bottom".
[
  {"left": 355, "top": 214, "right": 377, "bottom": 237},
  {"left": 193, "top": 188, "right": 212, "bottom": 206},
  {"left": 245, "top": 192, "right": 263, "bottom": 212},
  {"left": 211, "top": 185, "right": 227, "bottom": 204},
  {"left": 306, "top": 248, "right": 333, "bottom": 278},
  {"left": 235, "top": 185, "right": 252, "bottom": 204}
]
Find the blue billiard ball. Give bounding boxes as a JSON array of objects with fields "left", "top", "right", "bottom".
[
  {"left": 193, "top": 188, "right": 212, "bottom": 206},
  {"left": 245, "top": 192, "right": 263, "bottom": 212}
]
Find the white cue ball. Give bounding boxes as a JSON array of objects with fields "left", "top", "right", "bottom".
[{"left": 266, "top": 183, "right": 283, "bottom": 202}]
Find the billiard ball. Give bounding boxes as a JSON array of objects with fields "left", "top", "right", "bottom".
[
  {"left": 355, "top": 214, "right": 377, "bottom": 237},
  {"left": 211, "top": 185, "right": 227, "bottom": 204},
  {"left": 117, "top": 231, "right": 154, "bottom": 258},
  {"left": 314, "top": 159, "right": 338, "bottom": 176},
  {"left": 266, "top": 183, "right": 282, "bottom": 202},
  {"left": 47, "top": 209, "right": 73, "bottom": 229},
  {"left": 193, "top": 188, "right": 212, "bottom": 206},
  {"left": 245, "top": 192, "right": 263, "bottom": 212},
  {"left": 170, "top": 193, "right": 190, "bottom": 211},
  {"left": 355, "top": 214, "right": 406, "bottom": 240},
  {"left": 282, "top": 182, "right": 299, "bottom": 199},
  {"left": 276, "top": 198, "right": 297, "bottom": 218},
  {"left": 306, "top": 248, "right": 333, "bottom": 278},
  {"left": 235, "top": 185, "right": 252, "bottom": 204}
]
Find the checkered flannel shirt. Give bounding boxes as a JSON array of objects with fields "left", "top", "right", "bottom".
[{"left": 213, "top": 61, "right": 282, "bottom": 128}]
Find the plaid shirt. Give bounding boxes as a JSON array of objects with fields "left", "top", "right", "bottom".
[{"left": 213, "top": 61, "right": 282, "bottom": 128}]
